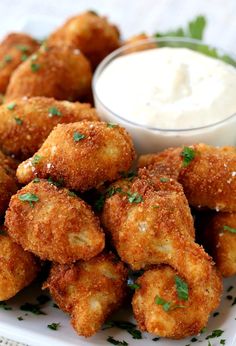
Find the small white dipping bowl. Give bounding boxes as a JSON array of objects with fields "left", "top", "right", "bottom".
[{"left": 92, "top": 37, "right": 236, "bottom": 154}]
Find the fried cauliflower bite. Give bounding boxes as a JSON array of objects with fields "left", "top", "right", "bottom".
[
  {"left": 5, "top": 180, "right": 105, "bottom": 263},
  {"left": 0, "top": 97, "right": 99, "bottom": 159},
  {"left": 132, "top": 265, "right": 221, "bottom": 339},
  {"left": 5, "top": 45, "right": 92, "bottom": 102},
  {"left": 0, "top": 33, "right": 39, "bottom": 93},
  {"left": 138, "top": 144, "right": 236, "bottom": 212},
  {"left": 16, "top": 121, "right": 135, "bottom": 191},
  {"left": 48, "top": 11, "right": 120, "bottom": 70},
  {"left": 0, "top": 231, "right": 39, "bottom": 301},
  {"left": 199, "top": 212, "right": 236, "bottom": 277},
  {"left": 43, "top": 253, "right": 127, "bottom": 337}
]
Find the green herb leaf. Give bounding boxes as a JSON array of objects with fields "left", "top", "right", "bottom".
[
  {"left": 188, "top": 16, "right": 206, "bottom": 40},
  {"left": 17, "top": 316, "right": 24, "bottom": 321},
  {"left": 73, "top": 132, "right": 86, "bottom": 142},
  {"left": 0, "top": 301, "right": 12, "bottom": 310},
  {"left": 47, "top": 322, "right": 61, "bottom": 331},
  {"left": 48, "top": 107, "right": 62, "bottom": 117},
  {"left": 21, "top": 54, "right": 28, "bottom": 62},
  {"left": 206, "top": 329, "right": 224, "bottom": 339},
  {"left": 107, "top": 186, "right": 123, "bottom": 197},
  {"left": 107, "top": 122, "right": 117, "bottom": 128},
  {"left": 33, "top": 177, "right": 40, "bottom": 183},
  {"left": 47, "top": 177, "right": 64, "bottom": 188},
  {"left": 191, "top": 337, "right": 198, "bottom": 342},
  {"left": 120, "top": 170, "right": 137, "bottom": 181},
  {"left": 4, "top": 55, "right": 12, "bottom": 63},
  {"left": 213, "top": 312, "right": 219, "bottom": 317},
  {"left": 127, "top": 192, "right": 143, "bottom": 203},
  {"left": 107, "top": 336, "right": 128, "bottom": 345},
  {"left": 31, "top": 62, "right": 40, "bottom": 72},
  {"left": 103, "top": 321, "right": 141, "bottom": 340},
  {"left": 155, "top": 296, "right": 171, "bottom": 312},
  {"left": 160, "top": 177, "right": 169, "bottom": 182},
  {"left": 7, "top": 102, "right": 16, "bottom": 110},
  {"left": 223, "top": 225, "right": 236, "bottom": 233},
  {"left": 175, "top": 275, "right": 189, "bottom": 301},
  {"left": 14, "top": 117, "right": 23, "bottom": 125},
  {"left": 20, "top": 302, "right": 46, "bottom": 315},
  {"left": 227, "top": 285, "right": 234, "bottom": 292},
  {"left": 18, "top": 193, "right": 39, "bottom": 207},
  {"left": 181, "top": 146, "right": 195, "bottom": 167},
  {"left": 94, "top": 194, "right": 105, "bottom": 212},
  {"left": 127, "top": 283, "right": 140, "bottom": 290},
  {"left": 220, "top": 340, "right": 226, "bottom": 345},
  {"left": 16, "top": 45, "right": 29, "bottom": 53},
  {"left": 152, "top": 337, "right": 160, "bottom": 341},
  {"left": 32, "top": 154, "right": 42, "bottom": 165}
]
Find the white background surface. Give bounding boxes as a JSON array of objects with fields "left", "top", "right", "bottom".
[{"left": 0, "top": 0, "right": 235, "bottom": 345}]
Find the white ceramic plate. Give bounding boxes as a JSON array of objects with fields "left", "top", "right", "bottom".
[{"left": 1, "top": 15, "right": 236, "bottom": 346}]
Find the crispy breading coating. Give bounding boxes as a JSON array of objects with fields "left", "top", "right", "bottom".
[
  {"left": 5, "top": 180, "right": 105, "bottom": 263},
  {"left": 0, "top": 231, "right": 39, "bottom": 300},
  {"left": 132, "top": 265, "right": 222, "bottom": 339},
  {"left": 0, "top": 33, "right": 39, "bottom": 93},
  {"left": 16, "top": 121, "right": 135, "bottom": 191},
  {"left": 43, "top": 253, "right": 127, "bottom": 337},
  {"left": 199, "top": 212, "right": 236, "bottom": 277},
  {"left": 138, "top": 144, "right": 236, "bottom": 212},
  {"left": 0, "top": 97, "right": 99, "bottom": 159},
  {"left": 5, "top": 45, "right": 92, "bottom": 102},
  {"left": 102, "top": 177, "right": 195, "bottom": 268},
  {"left": 48, "top": 11, "right": 120, "bottom": 69}
]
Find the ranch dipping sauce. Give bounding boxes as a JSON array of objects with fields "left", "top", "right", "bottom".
[{"left": 93, "top": 45, "right": 236, "bottom": 153}]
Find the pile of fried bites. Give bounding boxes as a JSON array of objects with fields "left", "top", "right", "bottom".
[{"left": 0, "top": 10, "right": 235, "bottom": 341}]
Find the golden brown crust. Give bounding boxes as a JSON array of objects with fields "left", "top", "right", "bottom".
[
  {"left": 5, "top": 45, "right": 92, "bottom": 102},
  {"left": 48, "top": 11, "right": 120, "bottom": 69},
  {"left": 0, "top": 231, "right": 39, "bottom": 300},
  {"left": 43, "top": 253, "right": 127, "bottom": 337},
  {"left": 5, "top": 180, "right": 105, "bottom": 263},
  {"left": 16, "top": 121, "right": 136, "bottom": 191},
  {"left": 199, "top": 212, "right": 236, "bottom": 277},
  {"left": 0, "top": 33, "right": 39, "bottom": 93},
  {"left": 138, "top": 144, "right": 236, "bottom": 212},
  {"left": 132, "top": 265, "right": 222, "bottom": 339},
  {"left": 0, "top": 96, "right": 100, "bottom": 159}
]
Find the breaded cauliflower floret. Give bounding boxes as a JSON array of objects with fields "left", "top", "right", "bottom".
[
  {"left": 0, "top": 97, "right": 99, "bottom": 159},
  {"left": 43, "top": 253, "right": 127, "bottom": 336},
  {"left": 16, "top": 121, "right": 135, "bottom": 191},
  {"left": 5, "top": 45, "right": 92, "bottom": 102},
  {"left": 5, "top": 180, "right": 105, "bottom": 263}
]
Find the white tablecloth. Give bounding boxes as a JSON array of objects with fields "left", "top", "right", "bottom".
[{"left": 0, "top": 0, "right": 235, "bottom": 344}]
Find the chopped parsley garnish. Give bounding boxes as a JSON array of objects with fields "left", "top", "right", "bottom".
[
  {"left": 20, "top": 302, "right": 46, "bottom": 315},
  {"left": 152, "top": 337, "right": 160, "bottom": 341},
  {"left": 208, "top": 342, "right": 212, "bottom": 346},
  {"left": 53, "top": 303, "right": 59, "bottom": 309},
  {"left": 32, "top": 154, "right": 42, "bottom": 165},
  {"left": 231, "top": 297, "right": 236, "bottom": 306},
  {"left": 16, "top": 45, "right": 29, "bottom": 53},
  {"left": 14, "top": 117, "right": 23, "bottom": 125},
  {"left": 223, "top": 225, "right": 236, "bottom": 233},
  {"left": 213, "top": 312, "right": 219, "bottom": 317},
  {"left": 4, "top": 55, "right": 12, "bottom": 63},
  {"left": 33, "top": 177, "right": 40, "bottom": 183},
  {"left": 181, "top": 146, "right": 196, "bottom": 167},
  {"left": 227, "top": 285, "right": 234, "bottom": 292},
  {"left": 48, "top": 107, "right": 62, "bottom": 117},
  {"left": 47, "top": 322, "right": 61, "bottom": 331},
  {"left": 220, "top": 340, "right": 226, "bottom": 345},
  {"left": 103, "top": 321, "right": 141, "bottom": 340},
  {"left": 160, "top": 177, "right": 169, "bottom": 182},
  {"left": 155, "top": 296, "right": 171, "bottom": 312},
  {"left": 94, "top": 193, "right": 105, "bottom": 212},
  {"left": 47, "top": 177, "right": 64, "bottom": 187},
  {"left": 226, "top": 295, "right": 233, "bottom": 300},
  {"left": 127, "top": 283, "right": 140, "bottom": 290},
  {"left": 206, "top": 329, "right": 224, "bottom": 339},
  {"left": 191, "top": 337, "right": 198, "bottom": 342},
  {"left": 31, "top": 62, "right": 41, "bottom": 72},
  {"left": 127, "top": 192, "right": 143, "bottom": 203},
  {"left": 107, "top": 336, "right": 128, "bottom": 345},
  {"left": 17, "top": 316, "right": 24, "bottom": 321},
  {"left": 21, "top": 54, "right": 28, "bottom": 62},
  {"left": 68, "top": 191, "right": 77, "bottom": 197},
  {"left": 73, "top": 132, "right": 86, "bottom": 142},
  {"left": 7, "top": 102, "right": 16, "bottom": 110},
  {"left": 175, "top": 275, "right": 189, "bottom": 301},
  {"left": 0, "top": 301, "right": 12, "bottom": 310},
  {"left": 18, "top": 193, "right": 39, "bottom": 207},
  {"left": 120, "top": 170, "right": 137, "bottom": 181},
  {"left": 107, "top": 122, "right": 117, "bottom": 128},
  {"left": 107, "top": 186, "right": 122, "bottom": 197},
  {"left": 201, "top": 327, "right": 207, "bottom": 334}
]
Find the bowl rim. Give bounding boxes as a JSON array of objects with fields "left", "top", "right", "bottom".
[{"left": 92, "top": 36, "right": 236, "bottom": 133}]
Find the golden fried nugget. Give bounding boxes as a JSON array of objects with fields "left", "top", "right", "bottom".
[
  {"left": 43, "top": 253, "right": 127, "bottom": 337},
  {"left": 138, "top": 144, "right": 236, "bottom": 212},
  {"left": 0, "top": 97, "right": 99, "bottom": 159},
  {"left": 132, "top": 265, "right": 221, "bottom": 339},
  {"left": 199, "top": 212, "right": 236, "bottom": 277},
  {"left": 102, "top": 177, "right": 195, "bottom": 267},
  {"left": 5, "top": 45, "right": 92, "bottom": 102},
  {"left": 5, "top": 180, "right": 105, "bottom": 263},
  {"left": 0, "top": 231, "right": 39, "bottom": 300},
  {"left": 0, "top": 33, "right": 39, "bottom": 93},
  {"left": 48, "top": 11, "right": 120, "bottom": 69},
  {"left": 16, "top": 121, "right": 135, "bottom": 191}
]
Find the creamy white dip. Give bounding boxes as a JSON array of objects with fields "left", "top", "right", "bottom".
[{"left": 95, "top": 47, "right": 236, "bottom": 129}]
